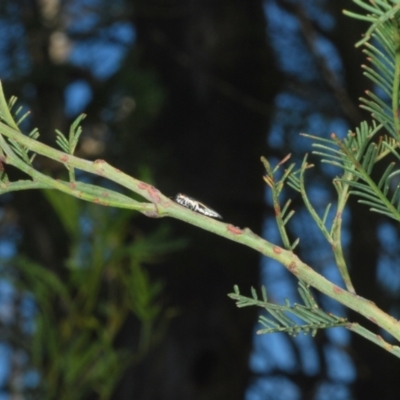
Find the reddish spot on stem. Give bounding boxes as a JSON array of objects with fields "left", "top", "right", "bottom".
[
  {"left": 69, "top": 182, "right": 76, "bottom": 189},
  {"left": 149, "top": 186, "right": 161, "bottom": 202},
  {"left": 138, "top": 182, "right": 161, "bottom": 202},
  {"left": 60, "top": 155, "right": 69, "bottom": 162},
  {"left": 93, "top": 198, "right": 100, "bottom": 204},
  {"left": 288, "top": 262, "right": 297, "bottom": 273},
  {"left": 333, "top": 286, "right": 343, "bottom": 294},
  {"left": 369, "top": 317, "right": 377, "bottom": 324},
  {"left": 102, "top": 191, "right": 109, "bottom": 197},
  {"left": 273, "top": 246, "right": 282, "bottom": 254},
  {"left": 227, "top": 225, "right": 242, "bottom": 235}
]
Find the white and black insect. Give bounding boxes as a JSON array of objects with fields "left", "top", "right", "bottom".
[{"left": 175, "top": 193, "right": 222, "bottom": 219}]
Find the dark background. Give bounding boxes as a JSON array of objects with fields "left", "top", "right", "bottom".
[{"left": 0, "top": 0, "right": 399, "bottom": 399}]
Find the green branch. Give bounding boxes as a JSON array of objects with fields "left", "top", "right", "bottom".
[
  {"left": 3, "top": 0, "right": 400, "bottom": 356},
  {"left": 1, "top": 102, "right": 400, "bottom": 355}
]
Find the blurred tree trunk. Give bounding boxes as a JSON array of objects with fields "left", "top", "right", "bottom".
[{"left": 112, "top": 1, "right": 281, "bottom": 399}]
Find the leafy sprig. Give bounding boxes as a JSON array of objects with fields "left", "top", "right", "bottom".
[
  {"left": 0, "top": 94, "right": 39, "bottom": 168},
  {"left": 261, "top": 154, "right": 299, "bottom": 250},
  {"left": 55, "top": 114, "right": 86, "bottom": 181},
  {"left": 343, "top": 0, "right": 400, "bottom": 47},
  {"left": 250, "top": 0, "right": 400, "bottom": 338},
  {"left": 229, "top": 281, "right": 348, "bottom": 337}
]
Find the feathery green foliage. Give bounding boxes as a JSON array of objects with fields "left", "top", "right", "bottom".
[
  {"left": 229, "top": 281, "right": 348, "bottom": 337},
  {"left": 231, "top": 0, "right": 400, "bottom": 341},
  {"left": 1, "top": 195, "right": 183, "bottom": 399}
]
